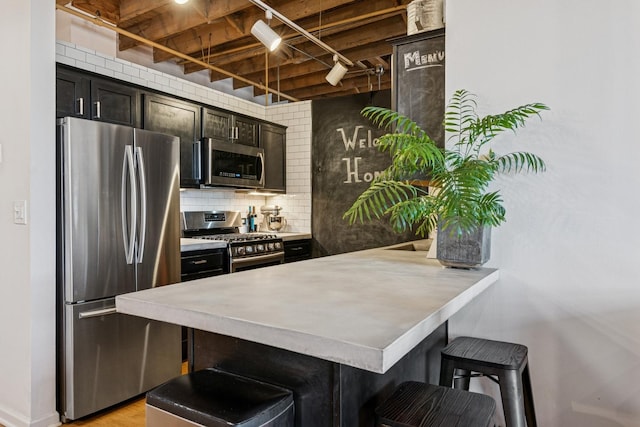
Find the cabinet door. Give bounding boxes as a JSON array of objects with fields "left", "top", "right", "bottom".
[
  {"left": 90, "top": 78, "right": 140, "bottom": 127},
  {"left": 260, "top": 123, "right": 286, "bottom": 192},
  {"left": 233, "top": 116, "right": 259, "bottom": 147},
  {"left": 56, "top": 67, "right": 90, "bottom": 119},
  {"left": 202, "top": 108, "right": 232, "bottom": 142},
  {"left": 143, "top": 93, "right": 202, "bottom": 187}
]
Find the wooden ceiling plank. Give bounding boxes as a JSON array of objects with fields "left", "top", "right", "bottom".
[
  {"left": 69, "top": 0, "right": 120, "bottom": 23},
  {"left": 119, "top": 0, "right": 173, "bottom": 23},
  {"left": 118, "top": 0, "right": 252, "bottom": 50}
]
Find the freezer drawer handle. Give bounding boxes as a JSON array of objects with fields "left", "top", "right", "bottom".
[{"left": 78, "top": 307, "right": 118, "bottom": 319}]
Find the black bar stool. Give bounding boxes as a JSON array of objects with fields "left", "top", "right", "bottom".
[
  {"left": 375, "top": 381, "right": 496, "bottom": 427},
  {"left": 439, "top": 337, "right": 537, "bottom": 427},
  {"left": 146, "top": 368, "right": 294, "bottom": 426}
]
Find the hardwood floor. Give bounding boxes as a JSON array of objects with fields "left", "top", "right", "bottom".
[
  {"left": 64, "top": 362, "right": 188, "bottom": 426},
  {"left": 67, "top": 396, "right": 146, "bottom": 427}
]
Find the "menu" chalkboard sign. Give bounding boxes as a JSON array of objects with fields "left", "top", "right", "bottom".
[{"left": 392, "top": 29, "right": 445, "bottom": 147}]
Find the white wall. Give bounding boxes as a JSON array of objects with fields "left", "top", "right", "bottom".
[
  {"left": 446, "top": 1, "right": 640, "bottom": 426},
  {"left": 0, "top": 2, "right": 58, "bottom": 427}
]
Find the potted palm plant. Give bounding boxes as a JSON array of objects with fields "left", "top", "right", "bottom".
[{"left": 343, "top": 89, "right": 549, "bottom": 267}]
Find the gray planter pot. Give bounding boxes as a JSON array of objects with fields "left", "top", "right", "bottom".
[{"left": 436, "top": 225, "right": 491, "bottom": 268}]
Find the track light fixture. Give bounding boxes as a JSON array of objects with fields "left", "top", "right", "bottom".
[
  {"left": 326, "top": 55, "right": 348, "bottom": 86},
  {"left": 251, "top": 19, "right": 282, "bottom": 52}
]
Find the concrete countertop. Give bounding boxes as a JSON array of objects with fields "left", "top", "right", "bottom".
[{"left": 118, "top": 241, "right": 498, "bottom": 374}]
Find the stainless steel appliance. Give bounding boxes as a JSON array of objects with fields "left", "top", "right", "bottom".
[
  {"left": 181, "top": 211, "right": 284, "bottom": 273},
  {"left": 56, "top": 117, "right": 182, "bottom": 422},
  {"left": 201, "top": 138, "right": 265, "bottom": 188}
]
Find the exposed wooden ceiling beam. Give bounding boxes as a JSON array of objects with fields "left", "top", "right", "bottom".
[
  {"left": 150, "top": 0, "right": 361, "bottom": 63},
  {"left": 56, "top": 4, "right": 300, "bottom": 102}
]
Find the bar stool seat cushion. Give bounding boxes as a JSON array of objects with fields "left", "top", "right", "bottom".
[
  {"left": 376, "top": 381, "right": 496, "bottom": 427},
  {"left": 146, "top": 368, "right": 293, "bottom": 427}
]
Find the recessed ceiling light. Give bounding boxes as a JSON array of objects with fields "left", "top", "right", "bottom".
[{"left": 174, "top": 0, "right": 189, "bottom": 4}]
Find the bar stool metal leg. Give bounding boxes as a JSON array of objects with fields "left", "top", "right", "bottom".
[
  {"left": 454, "top": 369, "right": 471, "bottom": 390},
  {"left": 439, "top": 357, "right": 456, "bottom": 388},
  {"left": 498, "top": 368, "right": 526, "bottom": 427},
  {"left": 522, "top": 364, "right": 537, "bottom": 427}
]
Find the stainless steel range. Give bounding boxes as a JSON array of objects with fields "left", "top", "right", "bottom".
[{"left": 181, "top": 211, "right": 284, "bottom": 273}]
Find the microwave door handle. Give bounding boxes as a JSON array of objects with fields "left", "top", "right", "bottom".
[
  {"left": 258, "top": 151, "right": 265, "bottom": 185},
  {"left": 135, "top": 146, "right": 147, "bottom": 264},
  {"left": 121, "top": 145, "right": 137, "bottom": 265},
  {"left": 207, "top": 143, "right": 213, "bottom": 183}
]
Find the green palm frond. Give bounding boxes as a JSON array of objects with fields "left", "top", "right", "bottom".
[
  {"left": 343, "top": 180, "right": 425, "bottom": 225},
  {"left": 344, "top": 89, "right": 549, "bottom": 236},
  {"left": 494, "top": 152, "right": 546, "bottom": 173}
]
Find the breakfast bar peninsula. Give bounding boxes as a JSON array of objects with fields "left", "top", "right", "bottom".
[{"left": 116, "top": 241, "right": 499, "bottom": 426}]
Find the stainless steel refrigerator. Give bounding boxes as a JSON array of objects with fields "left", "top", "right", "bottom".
[{"left": 56, "top": 117, "right": 182, "bottom": 422}]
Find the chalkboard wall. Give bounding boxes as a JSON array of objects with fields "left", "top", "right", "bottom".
[{"left": 311, "top": 91, "right": 418, "bottom": 257}]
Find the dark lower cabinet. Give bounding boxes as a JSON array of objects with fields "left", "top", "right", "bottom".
[
  {"left": 143, "top": 93, "right": 202, "bottom": 188},
  {"left": 284, "top": 239, "right": 311, "bottom": 263},
  {"left": 261, "top": 123, "right": 287, "bottom": 192},
  {"left": 56, "top": 65, "right": 139, "bottom": 127}
]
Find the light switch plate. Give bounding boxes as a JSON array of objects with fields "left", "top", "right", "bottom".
[{"left": 14, "top": 200, "right": 27, "bottom": 225}]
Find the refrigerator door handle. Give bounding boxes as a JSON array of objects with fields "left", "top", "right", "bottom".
[
  {"left": 78, "top": 307, "right": 118, "bottom": 319},
  {"left": 121, "top": 145, "right": 137, "bottom": 265},
  {"left": 135, "top": 146, "right": 147, "bottom": 264}
]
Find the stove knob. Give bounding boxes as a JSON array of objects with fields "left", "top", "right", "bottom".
[
  {"left": 236, "top": 246, "right": 246, "bottom": 256},
  {"left": 256, "top": 244, "right": 265, "bottom": 253},
  {"left": 267, "top": 242, "right": 275, "bottom": 251},
  {"left": 245, "top": 245, "right": 254, "bottom": 255},
  {"left": 274, "top": 242, "right": 282, "bottom": 250}
]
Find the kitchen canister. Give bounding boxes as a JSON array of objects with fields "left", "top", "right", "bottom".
[{"left": 407, "top": 0, "right": 445, "bottom": 35}]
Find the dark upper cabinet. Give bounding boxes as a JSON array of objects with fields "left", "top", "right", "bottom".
[
  {"left": 90, "top": 79, "right": 139, "bottom": 127},
  {"left": 260, "top": 123, "right": 286, "bottom": 193},
  {"left": 56, "top": 65, "right": 139, "bottom": 127},
  {"left": 203, "top": 107, "right": 259, "bottom": 147},
  {"left": 202, "top": 108, "right": 232, "bottom": 142},
  {"left": 233, "top": 116, "right": 259, "bottom": 147},
  {"left": 143, "top": 93, "right": 202, "bottom": 188},
  {"left": 56, "top": 67, "right": 90, "bottom": 119}
]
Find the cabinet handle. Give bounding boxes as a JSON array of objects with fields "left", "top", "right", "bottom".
[
  {"left": 94, "top": 101, "right": 101, "bottom": 119},
  {"left": 77, "top": 98, "right": 84, "bottom": 115},
  {"left": 191, "top": 260, "right": 208, "bottom": 265}
]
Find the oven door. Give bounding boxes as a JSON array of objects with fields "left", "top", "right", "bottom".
[
  {"left": 230, "top": 252, "right": 285, "bottom": 273},
  {"left": 202, "top": 138, "right": 264, "bottom": 188}
]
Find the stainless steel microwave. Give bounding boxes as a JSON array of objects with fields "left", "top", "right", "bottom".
[{"left": 202, "top": 138, "right": 265, "bottom": 188}]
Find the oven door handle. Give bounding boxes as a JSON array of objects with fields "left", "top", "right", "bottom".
[{"left": 231, "top": 252, "right": 284, "bottom": 271}]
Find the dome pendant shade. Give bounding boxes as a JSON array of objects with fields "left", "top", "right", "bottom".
[{"left": 251, "top": 20, "right": 282, "bottom": 51}]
